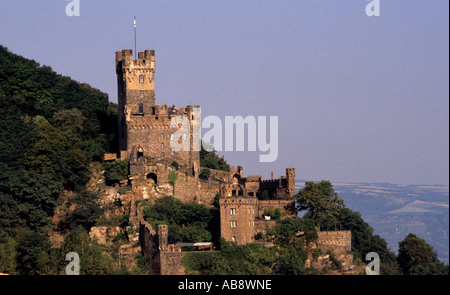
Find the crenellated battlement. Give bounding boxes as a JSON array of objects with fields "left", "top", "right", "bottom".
[
  {"left": 246, "top": 175, "right": 262, "bottom": 182},
  {"left": 219, "top": 196, "right": 258, "bottom": 208},
  {"left": 260, "top": 178, "right": 284, "bottom": 183},
  {"left": 115, "top": 49, "right": 155, "bottom": 68}
]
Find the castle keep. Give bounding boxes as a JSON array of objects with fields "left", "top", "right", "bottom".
[{"left": 116, "top": 49, "right": 200, "bottom": 169}]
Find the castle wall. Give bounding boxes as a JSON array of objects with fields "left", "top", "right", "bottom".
[
  {"left": 316, "top": 230, "right": 352, "bottom": 254},
  {"left": 206, "top": 167, "right": 232, "bottom": 182},
  {"left": 138, "top": 220, "right": 160, "bottom": 274},
  {"left": 131, "top": 162, "right": 220, "bottom": 206},
  {"left": 257, "top": 200, "right": 296, "bottom": 216},
  {"left": 160, "top": 252, "right": 186, "bottom": 275}
]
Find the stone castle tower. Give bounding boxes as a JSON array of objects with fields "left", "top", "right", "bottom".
[{"left": 115, "top": 49, "right": 200, "bottom": 170}]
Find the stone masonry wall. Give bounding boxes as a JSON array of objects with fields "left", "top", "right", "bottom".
[
  {"left": 160, "top": 252, "right": 186, "bottom": 275},
  {"left": 257, "top": 200, "right": 296, "bottom": 216},
  {"left": 316, "top": 230, "right": 352, "bottom": 254},
  {"left": 219, "top": 196, "right": 258, "bottom": 245},
  {"left": 138, "top": 220, "right": 161, "bottom": 274}
]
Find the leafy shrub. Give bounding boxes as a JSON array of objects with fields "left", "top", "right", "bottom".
[
  {"left": 104, "top": 159, "right": 129, "bottom": 185},
  {"left": 263, "top": 208, "right": 282, "bottom": 220},
  {"left": 118, "top": 185, "right": 132, "bottom": 195},
  {"left": 199, "top": 168, "right": 211, "bottom": 180}
]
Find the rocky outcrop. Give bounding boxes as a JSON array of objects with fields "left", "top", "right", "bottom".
[{"left": 89, "top": 226, "right": 121, "bottom": 245}]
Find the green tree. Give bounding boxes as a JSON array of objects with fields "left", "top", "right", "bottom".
[
  {"left": 168, "top": 170, "right": 178, "bottom": 195},
  {"left": 15, "top": 231, "right": 53, "bottom": 275},
  {"left": 59, "top": 189, "right": 103, "bottom": 231},
  {"left": 274, "top": 248, "right": 307, "bottom": 275},
  {"left": 52, "top": 108, "right": 85, "bottom": 135},
  {"left": 274, "top": 218, "right": 317, "bottom": 245},
  {"left": 397, "top": 233, "right": 439, "bottom": 275},
  {"left": 60, "top": 227, "right": 114, "bottom": 275},
  {"left": 200, "top": 141, "right": 230, "bottom": 172},
  {"left": 336, "top": 207, "right": 400, "bottom": 274},
  {"left": 143, "top": 197, "right": 216, "bottom": 244},
  {"left": 0, "top": 230, "right": 17, "bottom": 274},
  {"left": 104, "top": 159, "right": 129, "bottom": 185},
  {"left": 296, "top": 180, "right": 344, "bottom": 225},
  {"left": 199, "top": 168, "right": 211, "bottom": 180}
]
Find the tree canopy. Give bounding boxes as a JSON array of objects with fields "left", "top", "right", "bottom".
[
  {"left": 397, "top": 233, "right": 441, "bottom": 275},
  {"left": 296, "top": 180, "right": 345, "bottom": 225}
]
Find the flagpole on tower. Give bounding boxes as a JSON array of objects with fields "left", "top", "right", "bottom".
[{"left": 134, "top": 16, "right": 137, "bottom": 60}]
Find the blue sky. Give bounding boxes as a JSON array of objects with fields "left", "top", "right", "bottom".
[{"left": 0, "top": 0, "right": 448, "bottom": 185}]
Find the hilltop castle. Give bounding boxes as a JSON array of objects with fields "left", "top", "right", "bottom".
[
  {"left": 111, "top": 48, "right": 302, "bottom": 246},
  {"left": 100, "top": 49, "right": 354, "bottom": 274}
]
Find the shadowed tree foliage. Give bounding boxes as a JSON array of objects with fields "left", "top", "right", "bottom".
[
  {"left": 15, "top": 231, "right": 56, "bottom": 275},
  {"left": 397, "top": 233, "right": 440, "bottom": 275},
  {"left": 104, "top": 159, "right": 129, "bottom": 185},
  {"left": 200, "top": 141, "right": 230, "bottom": 172},
  {"left": 168, "top": 170, "right": 178, "bottom": 195},
  {"left": 0, "top": 230, "right": 17, "bottom": 274},
  {"left": 296, "top": 180, "right": 345, "bottom": 225},
  {"left": 329, "top": 201, "right": 401, "bottom": 274},
  {"left": 143, "top": 196, "right": 217, "bottom": 244},
  {"left": 0, "top": 45, "right": 118, "bottom": 274},
  {"left": 59, "top": 227, "right": 114, "bottom": 275}
]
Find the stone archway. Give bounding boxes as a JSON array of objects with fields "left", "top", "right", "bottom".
[{"left": 146, "top": 172, "right": 157, "bottom": 185}]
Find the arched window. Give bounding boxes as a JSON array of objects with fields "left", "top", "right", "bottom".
[{"left": 137, "top": 146, "right": 144, "bottom": 158}]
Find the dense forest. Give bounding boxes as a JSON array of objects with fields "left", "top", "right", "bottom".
[
  {"left": 0, "top": 46, "right": 447, "bottom": 275},
  {"left": 0, "top": 45, "right": 119, "bottom": 274}
]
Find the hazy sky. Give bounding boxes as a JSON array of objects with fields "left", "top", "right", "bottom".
[{"left": 0, "top": 1, "right": 448, "bottom": 185}]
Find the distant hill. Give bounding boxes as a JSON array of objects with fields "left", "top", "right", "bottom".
[{"left": 296, "top": 181, "right": 449, "bottom": 263}]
